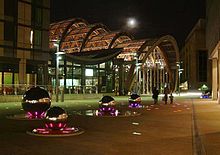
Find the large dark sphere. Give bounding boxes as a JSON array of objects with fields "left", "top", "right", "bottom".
[
  {"left": 99, "top": 95, "right": 115, "bottom": 106},
  {"left": 100, "top": 96, "right": 115, "bottom": 103},
  {"left": 22, "top": 86, "right": 51, "bottom": 117},
  {"left": 129, "top": 93, "right": 141, "bottom": 103},
  {"left": 99, "top": 96, "right": 116, "bottom": 113},
  {"left": 45, "top": 106, "right": 68, "bottom": 130}
]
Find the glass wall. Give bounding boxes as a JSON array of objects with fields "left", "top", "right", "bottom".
[{"left": 48, "top": 59, "right": 115, "bottom": 94}]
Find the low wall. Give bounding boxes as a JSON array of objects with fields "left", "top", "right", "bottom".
[
  {"left": 51, "top": 93, "right": 103, "bottom": 101},
  {"left": 0, "top": 95, "right": 23, "bottom": 102},
  {"left": 0, "top": 93, "right": 115, "bottom": 102}
]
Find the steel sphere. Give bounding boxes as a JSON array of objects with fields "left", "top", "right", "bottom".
[
  {"left": 45, "top": 106, "right": 68, "bottom": 130},
  {"left": 22, "top": 86, "right": 51, "bottom": 118},
  {"left": 99, "top": 95, "right": 115, "bottom": 106},
  {"left": 129, "top": 93, "right": 141, "bottom": 103},
  {"left": 98, "top": 96, "right": 116, "bottom": 114}
]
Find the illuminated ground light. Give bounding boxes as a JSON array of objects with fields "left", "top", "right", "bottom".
[
  {"left": 73, "top": 95, "right": 141, "bottom": 117},
  {"left": 128, "top": 94, "right": 142, "bottom": 108},
  {"left": 200, "top": 94, "right": 210, "bottom": 99},
  {"left": 74, "top": 109, "right": 140, "bottom": 117},
  {"left": 27, "top": 106, "right": 84, "bottom": 137},
  {"left": 7, "top": 86, "right": 51, "bottom": 120},
  {"left": 97, "top": 106, "right": 119, "bottom": 116}
]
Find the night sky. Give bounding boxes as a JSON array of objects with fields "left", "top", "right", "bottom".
[{"left": 50, "top": 0, "right": 205, "bottom": 48}]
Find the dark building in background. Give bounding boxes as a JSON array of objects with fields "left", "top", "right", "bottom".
[
  {"left": 181, "top": 19, "right": 211, "bottom": 91},
  {"left": 0, "top": 0, "right": 50, "bottom": 94},
  {"left": 206, "top": 0, "right": 220, "bottom": 100}
]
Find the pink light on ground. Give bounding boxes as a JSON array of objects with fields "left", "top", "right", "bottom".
[
  {"left": 49, "top": 123, "right": 53, "bottom": 128},
  {"left": 28, "top": 126, "right": 84, "bottom": 137}
]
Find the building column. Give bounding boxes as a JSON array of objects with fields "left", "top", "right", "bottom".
[
  {"left": 162, "top": 69, "right": 165, "bottom": 87},
  {"left": 19, "top": 58, "right": 26, "bottom": 84},
  {"left": 150, "top": 68, "right": 153, "bottom": 93},
  {"left": 146, "top": 68, "right": 149, "bottom": 94},
  {"left": 119, "top": 64, "right": 125, "bottom": 95},
  {"left": 218, "top": 50, "right": 220, "bottom": 103},
  {"left": 138, "top": 66, "right": 142, "bottom": 94},
  {"left": 157, "top": 66, "right": 160, "bottom": 90},
  {"left": 142, "top": 67, "right": 146, "bottom": 94},
  {"left": 81, "top": 65, "right": 85, "bottom": 94},
  {"left": 153, "top": 67, "right": 156, "bottom": 88},
  {"left": 212, "top": 58, "right": 218, "bottom": 100}
]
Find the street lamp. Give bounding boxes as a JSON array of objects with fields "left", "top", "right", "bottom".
[
  {"left": 135, "top": 53, "right": 141, "bottom": 94},
  {"left": 53, "top": 42, "right": 65, "bottom": 102},
  {"left": 176, "top": 62, "right": 183, "bottom": 96}
]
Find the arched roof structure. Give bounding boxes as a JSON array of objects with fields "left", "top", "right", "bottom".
[
  {"left": 49, "top": 18, "right": 88, "bottom": 49},
  {"left": 60, "top": 23, "right": 110, "bottom": 53},
  {"left": 49, "top": 18, "right": 179, "bottom": 91}
]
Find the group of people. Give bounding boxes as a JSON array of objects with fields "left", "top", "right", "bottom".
[{"left": 152, "top": 87, "right": 174, "bottom": 104}]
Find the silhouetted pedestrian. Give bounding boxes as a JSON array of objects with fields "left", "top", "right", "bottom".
[
  {"left": 169, "top": 93, "right": 174, "bottom": 104},
  {"left": 164, "top": 87, "right": 169, "bottom": 104},
  {"left": 152, "top": 87, "right": 159, "bottom": 104}
]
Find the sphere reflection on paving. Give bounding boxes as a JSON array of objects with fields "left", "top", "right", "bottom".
[
  {"left": 45, "top": 106, "right": 68, "bottom": 130},
  {"left": 22, "top": 86, "right": 51, "bottom": 118},
  {"left": 128, "top": 93, "right": 142, "bottom": 108},
  {"left": 27, "top": 106, "right": 85, "bottom": 137},
  {"left": 72, "top": 95, "right": 141, "bottom": 117}
]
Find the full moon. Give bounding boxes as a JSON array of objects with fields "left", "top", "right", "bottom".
[{"left": 126, "top": 17, "right": 138, "bottom": 29}]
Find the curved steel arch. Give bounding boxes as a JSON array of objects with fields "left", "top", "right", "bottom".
[
  {"left": 50, "top": 18, "right": 83, "bottom": 41},
  {"left": 81, "top": 31, "right": 133, "bottom": 52},
  {"left": 108, "top": 32, "right": 134, "bottom": 48},
  {"left": 59, "top": 18, "right": 89, "bottom": 45},
  {"left": 79, "top": 23, "right": 110, "bottom": 52},
  {"left": 138, "top": 35, "right": 179, "bottom": 72},
  {"left": 127, "top": 35, "right": 179, "bottom": 91},
  {"left": 60, "top": 24, "right": 108, "bottom": 53},
  {"left": 50, "top": 18, "right": 88, "bottom": 51}
]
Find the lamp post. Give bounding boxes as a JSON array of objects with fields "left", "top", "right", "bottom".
[
  {"left": 53, "top": 42, "right": 65, "bottom": 102},
  {"left": 135, "top": 53, "right": 141, "bottom": 94},
  {"left": 176, "top": 62, "right": 183, "bottom": 96}
]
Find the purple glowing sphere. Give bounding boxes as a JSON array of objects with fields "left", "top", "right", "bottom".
[
  {"left": 128, "top": 94, "right": 142, "bottom": 108},
  {"left": 45, "top": 106, "right": 68, "bottom": 130},
  {"left": 129, "top": 94, "right": 141, "bottom": 103},
  {"left": 22, "top": 86, "right": 51, "bottom": 118},
  {"left": 98, "top": 96, "right": 117, "bottom": 115}
]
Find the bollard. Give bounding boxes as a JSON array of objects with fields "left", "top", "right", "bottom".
[{"left": 61, "top": 89, "right": 64, "bottom": 102}]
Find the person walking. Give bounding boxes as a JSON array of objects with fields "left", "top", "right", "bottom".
[
  {"left": 163, "top": 87, "right": 169, "bottom": 104},
  {"left": 152, "top": 87, "right": 159, "bottom": 104},
  {"left": 169, "top": 93, "right": 174, "bottom": 104}
]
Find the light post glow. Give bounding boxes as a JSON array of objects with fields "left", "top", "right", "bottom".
[
  {"left": 30, "top": 30, "right": 33, "bottom": 48},
  {"left": 53, "top": 41, "right": 65, "bottom": 102},
  {"left": 177, "top": 62, "right": 183, "bottom": 96}
]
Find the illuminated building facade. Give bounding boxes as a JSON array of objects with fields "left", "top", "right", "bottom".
[
  {"left": 0, "top": 0, "right": 50, "bottom": 94},
  {"left": 206, "top": 0, "right": 220, "bottom": 100},
  {"left": 181, "top": 19, "right": 211, "bottom": 91},
  {"left": 49, "top": 18, "right": 179, "bottom": 95}
]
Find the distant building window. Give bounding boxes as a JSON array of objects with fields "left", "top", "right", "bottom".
[
  {"left": 4, "top": 0, "right": 17, "bottom": 17},
  {"left": 34, "top": 30, "right": 42, "bottom": 48},
  {"left": 197, "top": 50, "right": 207, "bottom": 82},
  {"left": 35, "top": 8, "right": 42, "bottom": 26},
  {"left": 32, "top": 2, "right": 42, "bottom": 27},
  {"left": 4, "top": 21, "right": 15, "bottom": 41},
  {"left": 33, "top": 0, "right": 43, "bottom": 6}
]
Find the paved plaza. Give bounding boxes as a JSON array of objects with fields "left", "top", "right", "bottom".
[{"left": 0, "top": 95, "right": 219, "bottom": 155}]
